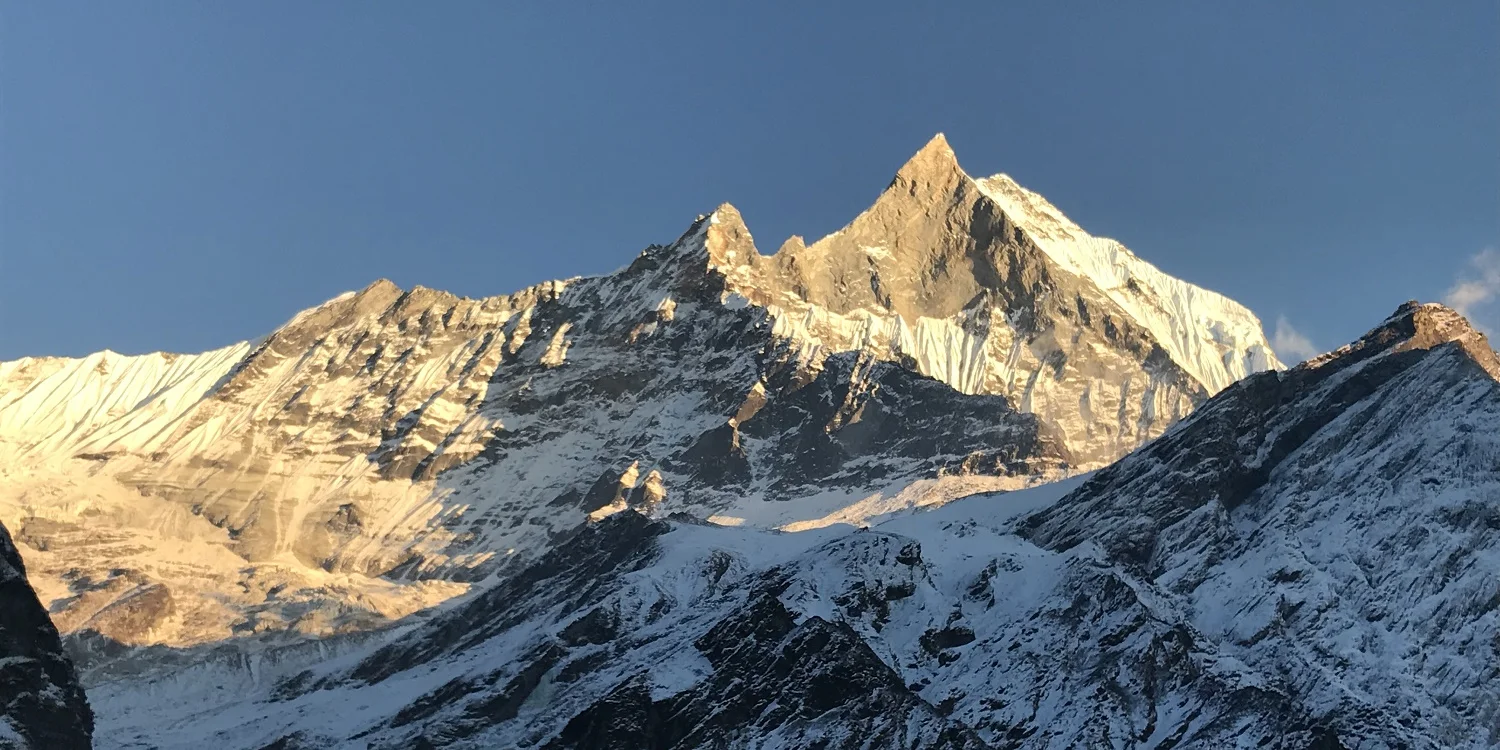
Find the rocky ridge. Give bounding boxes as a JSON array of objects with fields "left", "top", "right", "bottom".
[{"left": 0, "top": 521, "right": 93, "bottom": 749}]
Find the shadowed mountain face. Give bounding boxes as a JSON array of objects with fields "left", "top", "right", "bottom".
[
  {"left": 0, "top": 522, "right": 93, "bottom": 749},
  {"left": 91, "top": 303, "right": 1498, "bottom": 749},
  {"left": 0, "top": 136, "right": 1277, "bottom": 651}
]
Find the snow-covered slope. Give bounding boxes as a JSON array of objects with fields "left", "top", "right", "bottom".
[
  {"left": 975, "top": 173, "right": 1279, "bottom": 392},
  {"left": 0, "top": 135, "right": 1278, "bottom": 655},
  {"left": 87, "top": 302, "right": 1499, "bottom": 749},
  {"left": 0, "top": 344, "right": 250, "bottom": 458}
]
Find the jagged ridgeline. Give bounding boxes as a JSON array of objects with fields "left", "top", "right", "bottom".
[{"left": 0, "top": 135, "right": 1278, "bottom": 651}]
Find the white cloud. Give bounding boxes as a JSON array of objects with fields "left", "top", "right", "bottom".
[
  {"left": 1272, "top": 316, "right": 1320, "bottom": 364},
  {"left": 1444, "top": 248, "right": 1500, "bottom": 325}
]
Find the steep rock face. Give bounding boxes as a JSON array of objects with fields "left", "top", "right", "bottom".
[
  {"left": 0, "top": 136, "right": 1276, "bottom": 649},
  {"left": 0, "top": 522, "right": 93, "bottom": 749},
  {"left": 86, "top": 303, "right": 1498, "bottom": 749}
]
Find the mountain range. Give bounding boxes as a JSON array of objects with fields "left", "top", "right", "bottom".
[{"left": 1, "top": 136, "right": 1493, "bottom": 749}]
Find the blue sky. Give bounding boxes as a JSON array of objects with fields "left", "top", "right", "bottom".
[{"left": 3, "top": 2, "right": 1496, "bottom": 360}]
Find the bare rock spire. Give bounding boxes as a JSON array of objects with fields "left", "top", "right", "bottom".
[{"left": 887, "top": 132, "right": 968, "bottom": 198}]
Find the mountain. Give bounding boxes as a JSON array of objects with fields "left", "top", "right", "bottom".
[
  {"left": 0, "top": 135, "right": 1277, "bottom": 655},
  {"left": 89, "top": 302, "right": 1499, "bottom": 749},
  {"left": 0, "top": 521, "right": 93, "bottom": 749}
]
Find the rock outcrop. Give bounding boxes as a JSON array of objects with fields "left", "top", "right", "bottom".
[{"left": 0, "top": 522, "right": 93, "bottom": 749}]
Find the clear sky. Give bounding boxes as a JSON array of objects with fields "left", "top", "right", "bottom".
[{"left": 3, "top": 2, "right": 1496, "bottom": 360}]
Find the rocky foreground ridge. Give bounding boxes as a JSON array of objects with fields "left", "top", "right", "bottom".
[{"left": 0, "top": 521, "right": 92, "bottom": 749}]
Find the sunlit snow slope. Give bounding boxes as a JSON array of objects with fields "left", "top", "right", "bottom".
[{"left": 975, "top": 173, "right": 1279, "bottom": 392}]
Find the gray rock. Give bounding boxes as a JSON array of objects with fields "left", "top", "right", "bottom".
[{"left": 0, "top": 522, "right": 93, "bottom": 749}]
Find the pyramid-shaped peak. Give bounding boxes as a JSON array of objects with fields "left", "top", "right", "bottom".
[
  {"left": 1323, "top": 301, "right": 1499, "bottom": 379},
  {"left": 893, "top": 133, "right": 965, "bottom": 183},
  {"left": 1394, "top": 302, "right": 1494, "bottom": 355},
  {"left": 1379, "top": 301, "right": 1483, "bottom": 347},
  {"left": 918, "top": 132, "right": 953, "bottom": 156},
  {"left": 360, "top": 278, "right": 402, "bottom": 297},
  {"left": 348, "top": 278, "right": 406, "bottom": 309}
]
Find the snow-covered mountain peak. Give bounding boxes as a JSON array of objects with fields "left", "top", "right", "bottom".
[
  {"left": 696, "top": 136, "right": 1279, "bottom": 408},
  {"left": 642, "top": 137, "right": 1279, "bottom": 407}
]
